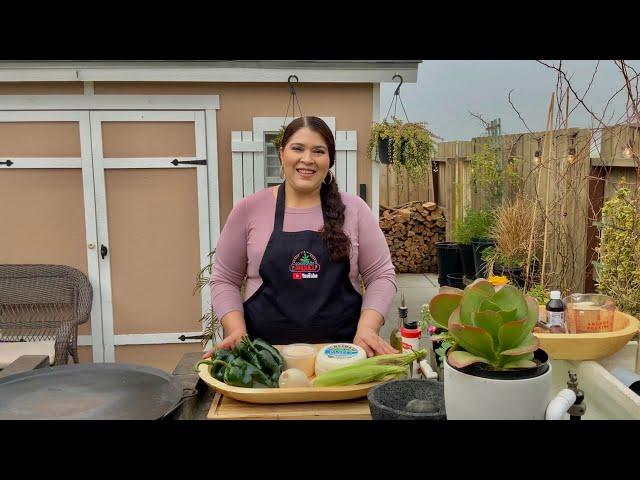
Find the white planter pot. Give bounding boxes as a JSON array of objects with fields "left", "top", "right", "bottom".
[{"left": 444, "top": 359, "right": 553, "bottom": 420}]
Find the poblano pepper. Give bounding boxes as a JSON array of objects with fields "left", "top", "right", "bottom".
[
  {"left": 241, "top": 335, "right": 281, "bottom": 378},
  {"left": 251, "top": 337, "right": 286, "bottom": 370},
  {"left": 193, "top": 348, "right": 236, "bottom": 381},
  {"left": 209, "top": 357, "right": 276, "bottom": 388}
]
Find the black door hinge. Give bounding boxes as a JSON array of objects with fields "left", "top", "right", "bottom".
[
  {"left": 171, "top": 159, "right": 207, "bottom": 166},
  {"left": 1, "top": 160, "right": 14, "bottom": 167}
]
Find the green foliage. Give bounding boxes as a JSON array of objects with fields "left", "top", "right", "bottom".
[
  {"left": 367, "top": 117, "right": 438, "bottom": 183},
  {"left": 271, "top": 125, "right": 286, "bottom": 150},
  {"left": 453, "top": 209, "right": 495, "bottom": 244},
  {"left": 469, "top": 143, "right": 523, "bottom": 207},
  {"left": 596, "top": 184, "right": 640, "bottom": 317},
  {"left": 526, "top": 284, "right": 551, "bottom": 305},
  {"left": 481, "top": 246, "right": 526, "bottom": 269},
  {"left": 428, "top": 279, "right": 540, "bottom": 370},
  {"left": 194, "top": 249, "right": 221, "bottom": 348}
]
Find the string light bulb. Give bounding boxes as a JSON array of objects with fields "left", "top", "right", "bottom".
[
  {"left": 534, "top": 150, "right": 542, "bottom": 165},
  {"left": 623, "top": 142, "right": 633, "bottom": 158}
]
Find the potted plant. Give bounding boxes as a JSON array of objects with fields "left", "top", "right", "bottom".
[
  {"left": 428, "top": 279, "right": 553, "bottom": 419},
  {"left": 367, "top": 118, "right": 438, "bottom": 183},
  {"left": 452, "top": 209, "right": 495, "bottom": 280},
  {"left": 435, "top": 241, "right": 463, "bottom": 287},
  {"left": 481, "top": 196, "right": 540, "bottom": 288}
]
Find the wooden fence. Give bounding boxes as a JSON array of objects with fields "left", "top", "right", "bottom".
[{"left": 378, "top": 125, "right": 639, "bottom": 293}]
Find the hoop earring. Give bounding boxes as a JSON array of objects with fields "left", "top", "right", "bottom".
[
  {"left": 279, "top": 165, "right": 285, "bottom": 179},
  {"left": 323, "top": 170, "right": 334, "bottom": 185}
]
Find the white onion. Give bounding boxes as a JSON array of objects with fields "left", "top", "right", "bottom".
[{"left": 278, "top": 368, "right": 311, "bottom": 388}]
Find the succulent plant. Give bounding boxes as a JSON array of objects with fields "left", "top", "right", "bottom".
[{"left": 428, "top": 279, "right": 540, "bottom": 370}]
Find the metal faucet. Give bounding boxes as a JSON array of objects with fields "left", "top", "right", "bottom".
[{"left": 566, "top": 371, "right": 586, "bottom": 420}]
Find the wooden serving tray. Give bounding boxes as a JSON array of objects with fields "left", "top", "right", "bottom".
[
  {"left": 207, "top": 391, "right": 372, "bottom": 419},
  {"left": 534, "top": 309, "right": 639, "bottom": 360},
  {"left": 196, "top": 343, "right": 379, "bottom": 404}
]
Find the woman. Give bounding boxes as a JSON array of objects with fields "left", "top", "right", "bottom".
[{"left": 205, "top": 116, "right": 397, "bottom": 358}]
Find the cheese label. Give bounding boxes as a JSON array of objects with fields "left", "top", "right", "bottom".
[{"left": 323, "top": 344, "right": 361, "bottom": 359}]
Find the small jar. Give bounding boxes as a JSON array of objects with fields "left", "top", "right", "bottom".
[{"left": 281, "top": 343, "right": 316, "bottom": 378}]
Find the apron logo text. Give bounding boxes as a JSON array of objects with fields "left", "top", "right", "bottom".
[{"left": 290, "top": 250, "right": 320, "bottom": 280}]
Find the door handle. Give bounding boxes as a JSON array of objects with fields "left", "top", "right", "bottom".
[{"left": 101, "top": 244, "right": 108, "bottom": 259}]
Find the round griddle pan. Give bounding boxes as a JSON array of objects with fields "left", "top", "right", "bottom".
[{"left": 0, "top": 363, "right": 197, "bottom": 420}]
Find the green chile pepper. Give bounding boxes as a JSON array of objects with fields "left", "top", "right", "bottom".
[
  {"left": 211, "top": 357, "right": 276, "bottom": 388},
  {"left": 241, "top": 336, "right": 281, "bottom": 377},
  {"left": 248, "top": 337, "right": 286, "bottom": 370}
]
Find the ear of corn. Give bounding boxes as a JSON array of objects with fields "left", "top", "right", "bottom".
[
  {"left": 312, "top": 364, "right": 407, "bottom": 387},
  {"left": 354, "top": 348, "right": 427, "bottom": 367}
]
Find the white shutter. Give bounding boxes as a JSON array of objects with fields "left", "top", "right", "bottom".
[
  {"left": 335, "top": 130, "right": 358, "bottom": 195},
  {"left": 231, "top": 131, "right": 265, "bottom": 205}
]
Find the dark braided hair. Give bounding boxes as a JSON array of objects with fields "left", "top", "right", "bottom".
[{"left": 280, "top": 116, "right": 351, "bottom": 263}]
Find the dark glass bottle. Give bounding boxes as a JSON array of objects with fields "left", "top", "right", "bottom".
[{"left": 546, "top": 290, "right": 566, "bottom": 333}]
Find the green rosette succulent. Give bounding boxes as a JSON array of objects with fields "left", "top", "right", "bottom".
[{"left": 428, "top": 279, "right": 540, "bottom": 370}]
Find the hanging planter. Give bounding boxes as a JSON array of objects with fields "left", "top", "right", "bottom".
[
  {"left": 377, "top": 137, "right": 393, "bottom": 165},
  {"left": 367, "top": 76, "right": 438, "bottom": 183},
  {"left": 272, "top": 75, "right": 303, "bottom": 151}
]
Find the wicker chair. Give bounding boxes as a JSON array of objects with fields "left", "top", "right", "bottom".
[{"left": 0, "top": 265, "right": 92, "bottom": 366}]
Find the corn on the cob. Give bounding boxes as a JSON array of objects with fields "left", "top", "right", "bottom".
[
  {"left": 313, "top": 364, "right": 407, "bottom": 387},
  {"left": 352, "top": 349, "right": 427, "bottom": 367}
]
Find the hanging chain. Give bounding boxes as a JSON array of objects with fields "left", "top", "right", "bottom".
[{"left": 282, "top": 75, "right": 302, "bottom": 129}]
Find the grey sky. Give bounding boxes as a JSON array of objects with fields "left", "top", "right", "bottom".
[{"left": 380, "top": 60, "right": 640, "bottom": 142}]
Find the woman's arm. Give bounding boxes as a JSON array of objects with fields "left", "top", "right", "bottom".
[
  {"left": 352, "top": 198, "right": 399, "bottom": 356},
  {"left": 204, "top": 199, "right": 250, "bottom": 357}
]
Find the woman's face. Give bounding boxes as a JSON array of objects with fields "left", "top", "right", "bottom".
[{"left": 280, "top": 127, "right": 331, "bottom": 194}]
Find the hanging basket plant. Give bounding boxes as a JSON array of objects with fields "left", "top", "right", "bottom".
[
  {"left": 367, "top": 117, "right": 438, "bottom": 183},
  {"left": 272, "top": 125, "right": 286, "bottom": 150}
]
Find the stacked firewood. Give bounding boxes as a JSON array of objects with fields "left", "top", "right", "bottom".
[{"left": 379, "top": 201, "right": 446, "bottom": 273}]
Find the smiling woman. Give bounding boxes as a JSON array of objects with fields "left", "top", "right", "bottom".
[{"left": 207, "top": 116, "right": 398, "bottom": 358}]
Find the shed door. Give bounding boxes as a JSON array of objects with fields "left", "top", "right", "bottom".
[
  {"left": 90, "top": 111, "right": 211, "bottom": 371},
  {"left": 0, "top": 111, "right": 103, "bottom": 363}
]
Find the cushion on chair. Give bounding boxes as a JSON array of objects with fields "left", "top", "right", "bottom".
[{"left": 0, "top": 340, "right": 56, "bottom": 368}]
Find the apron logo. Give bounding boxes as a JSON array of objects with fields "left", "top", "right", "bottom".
[{"left": 289, "top": 250, "right": 320, "bottom": 280}]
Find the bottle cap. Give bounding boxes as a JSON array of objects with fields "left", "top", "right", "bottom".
[
  {"left": 403, "top": 319, "right": 418, "bottom": 329},
  {"left": 550, "top": 291, "right": 561, "bottom": 300}
]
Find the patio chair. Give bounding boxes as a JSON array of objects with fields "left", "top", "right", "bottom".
[{"left": 0, "top": 265, "right": 92, "bottom": 366}]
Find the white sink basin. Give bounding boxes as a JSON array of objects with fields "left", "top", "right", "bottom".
[{"left": 550, "top": 341, "right": 640, "bottom": 420}]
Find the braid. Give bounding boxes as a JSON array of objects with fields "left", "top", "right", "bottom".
[{"left": 320, "top": 177, "right": 351, "bottom": 263}]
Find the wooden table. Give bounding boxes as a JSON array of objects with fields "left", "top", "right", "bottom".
[{"left": 174, "top": 353, "right": 372, "bottom": 420}]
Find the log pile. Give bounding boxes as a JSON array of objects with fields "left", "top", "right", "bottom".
[{"left": 379, "top": 201, "right": 446, "bottom": 273}]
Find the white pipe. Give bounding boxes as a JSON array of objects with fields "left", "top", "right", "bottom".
[
  {"left": 419, "top": 359, "right": 439, "bottom": 380},
  {"left": 545, "top": 389, "right": 577, "bottom": 420}
]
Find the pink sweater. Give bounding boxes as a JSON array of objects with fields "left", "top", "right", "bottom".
[{"left": 210, "top": 187, "right": 397, "bottom": 322}]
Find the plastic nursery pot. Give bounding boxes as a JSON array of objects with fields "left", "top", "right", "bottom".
[
  {"left": 471, "top": 237, "right": 495, "bottom": 279},
  {"left": 377, "top": 138, "right": 393, "bottom": 165},
  {"left": 447, "top": 272, "right": 465, "bottom": 289},
  {"left": 493, "top": 263, "right": 525, "bottom": 288},
  {"left": 435, "top": 242, "right": 463, "bottom": 287},
  {"left": 457, "top": 243, "right": 476, "bottom": 280}
]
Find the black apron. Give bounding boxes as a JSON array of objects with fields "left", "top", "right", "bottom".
[{"left": 243, "top": 182, "right": 363, "bottom": 345}]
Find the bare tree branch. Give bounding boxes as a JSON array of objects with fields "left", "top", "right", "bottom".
[{"left": 508, "top": 89, "right": 534, "bottom": 134}]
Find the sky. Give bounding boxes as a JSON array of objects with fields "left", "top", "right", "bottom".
[{"left": 380, "top": 60, "right": 640, "bottom": 142}]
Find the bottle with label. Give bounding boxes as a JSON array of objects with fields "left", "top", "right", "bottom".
[
  {"left": 546, "top": 291, "right": 566, "bottom": 333},
  {"left": 400, "top": 313, "right": 422, "bottom": 378}
]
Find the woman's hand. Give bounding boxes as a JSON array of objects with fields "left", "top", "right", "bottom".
[
  {"left": 201, "top": 328, "right": 246, "bottom": 359},
  {"left": 353, "top": 326, "right": 398, "bottom": 357}
]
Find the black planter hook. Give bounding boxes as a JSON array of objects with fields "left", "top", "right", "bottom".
[
  {"left": 288, "top": 75, "right": 299, "bottom": 95},
  {"left": 393, "top": 74, "right": 403, "bottom": 96}
]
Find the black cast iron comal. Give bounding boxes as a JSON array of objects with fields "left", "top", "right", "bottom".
[{"left": 0, "top": 363, "right": 197, "bottom": 420}]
